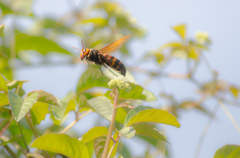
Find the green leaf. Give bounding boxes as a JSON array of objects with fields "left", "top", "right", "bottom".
[
  {"left": 8, "top": 121, "right": 33, "bottom": 148},
  {"left": 0, "top": 3, "right": 13, "bottom": 15},
  {"left": 51, "top": 92, "right": 74, "bottom": 120},
  {"left": 132, "top": 123, "right": 167, "bottom": 142},
  {"left": 125, "top": 108, "right": 180, "bottom": 128},
  {"left": 119, "top": 127, "right": 136, "bottom": 139},
  {"left": 124, "top": 106, "right": 153, "bottom": 126},
  {"left": 0, "top": 93, "right": 9, "bottom": 107},
  {"left": 117, "top": 142, "right": 132, "bottom": 158},
  {"left": 39, "top": 18, "right": 73, "bottom": 34},
  {"left": 0, "top": 24, "right": 4, "bottom": 36},
  {"left": 230, "top": 86, "right": 239, "bottom": 98},
  {"left": 173, "top": 24, "right": 186, "bottom": 39},
  {"left": 88, "top": 96, "right": 113, "bottom": 121},
  {"left": 0, "top": 135, "right": 22, "bottom": 146},
  {"left": 31, "top": 90, "right": 62, "bottom": 107},
  {"left": 0, "top": 73, "right": 8, "bottom": 94},
  {"left": 79, "top": 94, "right": 91, "bottom": 109},
  {"left": 64, "top": 99, "right": 77, "bottom": 115},
  {"left": 81, "top": 126, "right": 108, "bottom": 143},
  {"left": 94, "top": 134, "right": 118, "bottom": 158},
  {"left": 76, "top": 66, "right": 110, "bottom": 93},
  {"left": 0, "top": 118, "right": 10, "bottom": 132},
  {"left": 15, "top": 33, "right": 71, "bottom": 55},
  {"left": 9, "top": 91, "right": 39, "bottom": 122},
  {"left": 30, "top": 101, "right": 49, "bottom": 125},
  {"left": 94, "top": 136, "right": 106, "bottom": 158},
  {"left": 108, "top": 84, "right": 157, "bottom": 102},
  {"left": 214, "top": 145, "right": 240, "bottom": 158},
  {"left": 7, "top": 80, "right": 28, "bottom": 89},
  {"left": 31, "top": 134, "right": 89, "bottom": 158}
]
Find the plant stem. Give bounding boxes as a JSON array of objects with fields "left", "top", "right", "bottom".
[
  {"left": 107, "top": 134, "right": 121, "bottom": 158},
  {"left": 219, "top": 100, "right": 240, "bottom": 133},
  {"left": 59, "top": 109, "right": 92, "bottom": 134},
  {"left": 18, "top": 123, "right": 29, "bottom": 153},
  {"left": 25, "top": 115, "right": 38, "bottom": 138},
  {"left": 3, "top": 145, "right": 18, "bottom": 158},
  {"left": 195, "top": 104, "right": 219, "bottom": 158},
  {"left": 0, "top": 117, "right": 13, "bottom": 136},
  {"left": 102, "top": 87, "right": 119, "bottom": 158}
]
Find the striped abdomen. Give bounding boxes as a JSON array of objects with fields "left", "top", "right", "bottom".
[{"left": 103, "top": 54, "right": 126, "bottom": 76}]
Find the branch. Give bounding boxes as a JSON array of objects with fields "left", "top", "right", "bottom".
[
  {"left": 59, "top": 109, "right": 92, "bottom": 134},
  {"left": 0, "top": 117, "right": 13, "bottom": 136},
  {"left": 102, "top": 87, "right": 119, "bottom": 158}
]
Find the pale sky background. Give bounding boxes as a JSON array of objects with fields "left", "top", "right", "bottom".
[{"left": 15, "top": 0, "right": 240, "bottom": 158}]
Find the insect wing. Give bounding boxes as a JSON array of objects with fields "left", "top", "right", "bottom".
[{"left": 99, "top": 35, "right": 130, "bottom": 54}]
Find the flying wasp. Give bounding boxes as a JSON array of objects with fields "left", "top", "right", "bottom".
[{"left": 73, "top": 35, "right": 130, "bottom": 76}]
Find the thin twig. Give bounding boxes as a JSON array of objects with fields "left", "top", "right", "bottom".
[
  {"left": 0, "top": 117, "right": 13, "bottom": 136},
  {"left": 3, "top": 145, "right": 18, "bottom": 158},
  {"left": 18, "top": 124, "right": 29, "bottom": 153},
  {"left": 107, "top": 134, "right": 121, "bottom": 158},
  {"left": 59, "top": 109, "right": 92, "bottom": 134},
  {"left": 219, "top": 100, "right": 240, "bottom": 134},
  {"left": 195, "top": 104, "right": 219, "bottom": 158},
  {"left": 102, "top": 87, "right": 119, "bottom": 158},
  {"left": 25, "top": 115, "right": 38, "bottom": 138}
]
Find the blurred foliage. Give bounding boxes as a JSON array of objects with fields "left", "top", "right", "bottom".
[{"left": 0, "top": 0, "right": 239, "bottom": 158}]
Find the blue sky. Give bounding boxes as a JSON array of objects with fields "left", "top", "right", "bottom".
[{"left": 16, "top": 0, "right": 240, "bottom": 157}]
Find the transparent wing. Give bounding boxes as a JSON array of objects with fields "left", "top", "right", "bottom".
[{"left": 99, "top": 35, "right": 130, "bottom": 54}]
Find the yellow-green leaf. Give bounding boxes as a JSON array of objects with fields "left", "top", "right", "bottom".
[
  {"left": 0, "top": 24, "right": 4, "bottom": 36},
  {"left": 81, "top": 18, "right": 107, "bottom": 26},
  {"left": 0, "top": 93, "right": 9, "bottom": 107},
  {"left": 124, "top": 106, "right": 153, "bottom": 126},
  {"left": 64, "top": 99, "right": 76, "bottom": 115},
  {"left": 155, "top": 53, "right": 164, "bottom": 64},
  {"left": 94, "top": 134, "right": 118, "bottom": 158},
  {"left": 125, "top": 109, "right": 180, "bottom": 128},
  {"left": 173, "top": 24, "right": 186, "bottom": 39},
  {"left": 81, "top": 126, "right": 108, "bottom": 143},
  {"left": 31, "top": 134, "right": 89, "bottom": 158},
  {"left": 230, "top": 86, "right": 239, "bottom": 98},
  {"left": 0, "top": 73, "right": 8, "bottom": 94},
  {"left": 159, "top": 42, "right": 183, "bottom": 50},
  {"left": 214, "top": 144, "right": 240, "bottom": 158},
  {"left": 30, "top": 101, "right": 49, "bottom": 125},
  {"left": 115, "top": 107, "right": 128, "bottom": 124},
  {"left": 188, "top": 47, "right": 199, "bottom": 60}
]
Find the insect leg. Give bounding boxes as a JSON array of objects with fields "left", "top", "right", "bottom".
[
  {"left": 86, "top": 60, "right": 90, "bottom": 68},
  {"left": 103, "top": 64, "right": 118, "bottom": 77},
  {"left": 97, "top": 65, "right": 104, "bottom": 75}
]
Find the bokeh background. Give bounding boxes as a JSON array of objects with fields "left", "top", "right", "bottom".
[{"left": 1, "top": 0, "right": 240, "bottom": 157}]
